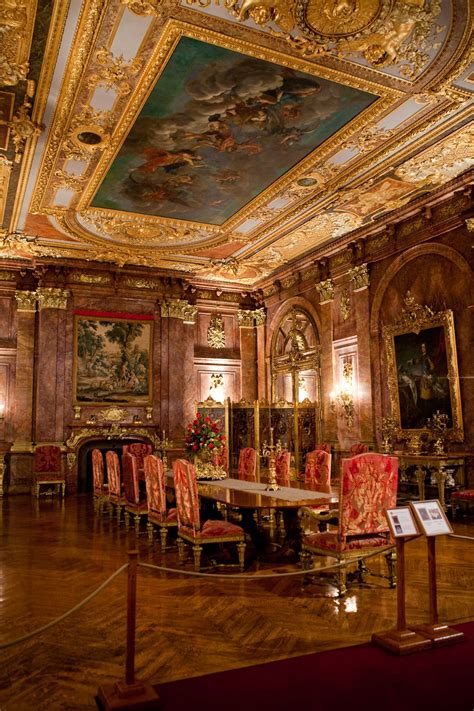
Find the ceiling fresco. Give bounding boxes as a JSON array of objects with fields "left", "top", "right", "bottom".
[{"left": 0, "top": 0, "right": 472, "bottom": 285}]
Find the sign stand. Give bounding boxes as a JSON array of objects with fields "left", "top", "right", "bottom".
[
  {"left": 409, "top": 500, "right": 465, "bottom": 647},
  {"left": 372, "top": 536, "right": 431, "bottom": 654},
  {"left": 411, "top": 536, "right": 465, "bottom": 647}
]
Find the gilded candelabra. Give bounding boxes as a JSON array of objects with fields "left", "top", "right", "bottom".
[
  {"left": 261, "top": 428, "right": 283, "bottom": 492},
  {"left": 157, "top": 430, "right": 172, "bottom": 469},
  {"left": 381, "top": 416, "right": 399, "bottom": 454},
  {"left": 427, "top": 411, "right": 449, "bottom": 455}
]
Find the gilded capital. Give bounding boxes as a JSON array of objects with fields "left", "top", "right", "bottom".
[
  {"left": 349, "top": 263, "right": 370, "bottom": 291},
  {"left": 316, "top": 279, "right": 334, "bottom": 303},
  {"left": 14, "top": 290, "right": 37, "bottom": 312},
  {"left": 254, "top": 308, "right": 266, "bottom": 326},
  {"left": 465, "top": 218, "right": 474, "bottom": 233},
  {"left": 37, "top": 287, "right": 70, "bottom": 310},
  {"left": 160, "top": 299, "right": 197, "bottom": 323},
  {"left": 237, "top": 309, "right": 255, "bottom": 328}
]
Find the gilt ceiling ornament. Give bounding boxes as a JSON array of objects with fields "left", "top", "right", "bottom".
[
  {"left": 218, "top": 0, "right": 443, "bottom": 77},
  {"left": 0, "top": 0, "right": 36, "bottom": 86}
]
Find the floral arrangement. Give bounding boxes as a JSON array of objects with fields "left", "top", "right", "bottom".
[{"left": 184, "top": 412, "right": 225, "bottom": 454}]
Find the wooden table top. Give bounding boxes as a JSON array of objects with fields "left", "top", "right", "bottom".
[{"left": 167, "top": 473, "right": 338, "bottom": 510}]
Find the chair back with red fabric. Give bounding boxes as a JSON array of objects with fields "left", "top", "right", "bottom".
[
  {"left": 34, "top": 445, "right": 63, "bottom": 479},
  {"left": 122, "top": 443, "right": 153, "bottom": 471},
  {"left": 106, "top": 451, "right": 121, "bottom": 499},
  {"left": 144, "top": 454, "right": 166, "bottom": 517},
  {"left": 314, "top": 443, "right": 331, "bottom": 453},
  {"left": 349, "top": 443, "right": 368, "bottom": 455},
  {"left": 275, "top": 451, "right": 291, "bottom": 486},
  {"left": 339, "top": 453, "right": 398, "bottom": 539},
  {"left": 211, "top": 445, "right": 228, "bottom": 473},
  {"left": 304, "top": 449, "right": 332, "bottom": 486},
  {"left": 237, "top": 447, "right": 257, "bottom": 482},
  {"left": 92, "top": 449, "right": 105, "bottom": 496},
  {"left": 173, "top": 459, "right": 201, "bottom": 535},
  {"left": 122, "top": 452, "right": 141, "bottom": 505}
]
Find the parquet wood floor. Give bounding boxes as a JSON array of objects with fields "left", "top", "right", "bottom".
[{"left": 0, "top": 495, "right": 473, "bottom": 710}]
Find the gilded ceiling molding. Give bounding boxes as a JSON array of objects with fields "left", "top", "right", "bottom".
[
  {"left": 0, "top": 0, "right": 38, "bottom": 86},
  {"left": 209, "top": 0, "right": 442, "bottom": 77},
  {"left": 4, "top": 91, "right": 43, "bottom": 163},
  {"left": 0, "top": 231, "right": 38, "bottom": 260},
  {"left": 342, "top": 125, "right": 396, "bottom": 154},
  {"left": 0, "top": 156, "right": 13, "bottom": 224},
  {"left": 14, "top": 290, "right": 37, "bottom": 312},
  {"left": 316, "top": 278, "right": 335, "bottom": 303},
  {"left": 123, "top": 276, "right": 162, "bottom": 289},
  {"left": 88, "top": 46, "right": 143, "bottom": 96},
  {"left": 36, "top": 287, "right": 70, "bottom": 310},
  {"left": 394, "top": 123, "right": 474, "bottom": 187},
  {"left": 160, "top": 299, "right": 197, "bottom": 323},
  {"left": 349, "top": 263, "right": 370, "bottom": 290},
  {"left": 120, "top": 0, "right": 164, "bottom": 15}
]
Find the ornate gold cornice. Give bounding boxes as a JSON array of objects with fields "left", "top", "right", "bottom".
[
  {"left": 36, "top": 287, "right": 70, "bottom": 310},
  {"left": 0, "top": 269, "right": 17, "bottom": 282},
  {"left": 68, "top": 271, "right": 112, "bottom": 285},
  {"left": 316, "top": 278, "right": 334, "bottom": 303},
  {"left": 349, "top": 263, "right": 370, "bottom": 290},
  {"left": 14, "top": 290, "right": 37, "bottom": 312}
]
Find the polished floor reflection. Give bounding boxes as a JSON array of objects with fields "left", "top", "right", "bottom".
[{"left": 0, "top": 495, "right": 473, "bottom": 710}]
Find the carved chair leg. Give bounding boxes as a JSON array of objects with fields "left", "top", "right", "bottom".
[
  {"left": 160, "top": 526, "right": 168, "bottom": 550},
  {"left": 385, "top": 550, "right": 397, "bottom": 588},
  {"left": 177, "top": 537, "right": 185, "bottom": 565},
  {"left": 147, "top": 521, "right": 154, "bottom": 543},
  {"left": 116, "top": 505, "right": 122, "bottom": 523},
  {"left": 192, "top": 544, "right": 203, "bottom": 572},
  {"left": 237, "top": 541, "right": 246, "bottom": 572},
  {"left": 358, "top": 558, "right": 369, "bottom": 576},
  {"left": 124, "top": 511, "right": 130, "bottom": 529},
  {"left": 300, "top": 550, "right": 312, "bottom": 571},
  {"left": 134, "top": 514, "right": 141, "bottom": 535},
  {"left": 61, "top": 483, "right": 66, "bottom": 497},
  {"left": 336, "top": 562, "right": 347, "bottom": 597}
]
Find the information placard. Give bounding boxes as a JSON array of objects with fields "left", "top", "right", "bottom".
[
  {"left": 410, "top": 499, "right": 453, "bottom": 536},
  {"left": 386, "top": 506, "right": 420, "bottom": 538}
]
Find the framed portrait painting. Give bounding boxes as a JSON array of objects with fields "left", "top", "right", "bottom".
[
  {"left": 383, "top": 294, "right": 463, "bottom": 440},
  {"left": 73, "top": 312, "right": 153, "bottom": 405}
]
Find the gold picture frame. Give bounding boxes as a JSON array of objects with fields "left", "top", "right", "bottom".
[
  {"left": 383, "top": 293, "right": 463, "bottom": 441},
  {"left": 73, "top": 313, "right": 153, "bottom": 406}
]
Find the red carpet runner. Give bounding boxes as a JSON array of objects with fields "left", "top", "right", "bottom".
[{"left": 155, "top": 622, "right": 472, "bottom": 711}]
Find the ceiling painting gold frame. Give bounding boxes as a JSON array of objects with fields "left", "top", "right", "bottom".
[{"left": 29, "top": 13, "right": 402, "bottom": 255}]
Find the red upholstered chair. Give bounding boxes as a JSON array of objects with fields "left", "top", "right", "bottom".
[
  {"left": 122, "top": 452, "right": 148, "bottom": 534},
  {"left": 314, "top": 443, "right": 331, "bottom": 453},
  {"left": 301, "top": 453, "right": 398, "bottom": 597},
  {"left": 451, "top": 488, "right": 474, "bottom": 518},
  {"left": 237, "top": 447, "right": 257, "bottom": 482},
  {"left": 143, "top": 454, "right": 177, "bottom": 548},
  {"left": 173, "top": 459, "right": 246, "bottom": 571},
  {"left": 122, "top": 442, "right": 153, "bottom": 479},
  {"left": 350, "top": 443, "right": 368, "bottom": 455},
  {"left": 33, "top": 445, "right": 65, "bottom": 498},
  {"left": 304, "top": 449, "right": 332, "bottom": 486},
  {"left": 211, "top": 445, "right": 229, "bottom": 474},
  {"left": 92, "top": 448, "right": 108, "bottom": 513},
  {"left": 275, "top": 451, "right": 291, "bottom": 486},
  {"left": 106, "top": 450, "right": 126, "bottom": 521}
]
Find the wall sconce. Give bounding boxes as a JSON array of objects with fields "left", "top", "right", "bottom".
[
  {"left": 0, "top": 401, "right": 4, "bottom": 420},
  {"left": 330, "top": 358, "right": 355, "bottom": 428}
]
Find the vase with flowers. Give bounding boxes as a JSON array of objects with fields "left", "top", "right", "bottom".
[{"left": 184, "top": 413, "right": 227, "bottom": 480}]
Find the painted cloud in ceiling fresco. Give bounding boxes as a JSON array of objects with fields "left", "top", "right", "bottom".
[{"left": 92, "top": 36, "right": 376, "bottom": 225}]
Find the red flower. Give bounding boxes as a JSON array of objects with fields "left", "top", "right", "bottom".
[
  {"left": 192, "top": 444, "right": 198, "bottom": 451},
  {"left": 209, "top": 442, "right": 214, "bottom": 449}
]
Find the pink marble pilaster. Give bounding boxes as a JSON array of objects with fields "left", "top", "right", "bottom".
[
  {"left": 354, "top": 287, "right": 375, "bottom": 446},
  {"left": 319, "top": 300, "right": 337, "bottom": 442},
  {"left": 35, "top": 308, "right": 67, "bottom": 442},
  {"left": 13, "top": 308, "right": 36, "bottom": 448},
  {"left": 240, "top": 326, "right": 258, "bottom": 401}
]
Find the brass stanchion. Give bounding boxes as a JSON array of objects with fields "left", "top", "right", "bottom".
[
  {"left": 372, "top": 537, "right": 431, "bottom": 654},
  {"left": 97, "top": 550, "right": 160, "bottom": 709}
]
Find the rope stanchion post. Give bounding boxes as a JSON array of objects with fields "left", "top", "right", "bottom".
[
  {"left": 372, "top": 537, "right": 432, "bottom": 655},
  {"left": 97, "top": 550, "right": 160, "bottom": 710}
]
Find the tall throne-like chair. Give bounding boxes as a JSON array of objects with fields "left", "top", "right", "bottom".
[
  {"left": 300, "top": 453, "right": 398, "bottom": 597},
  {"left": 144, "top": 454, "right": 177, "bottom": 548},
  {"left": 33, "top": 445, "right": 65, "bottom": 498},
  {"left": 173, "top": 459, "right": 246, "bottom": 572},
  {"left": 237, "top": 447, "right": 257, "bottom": 482}
]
